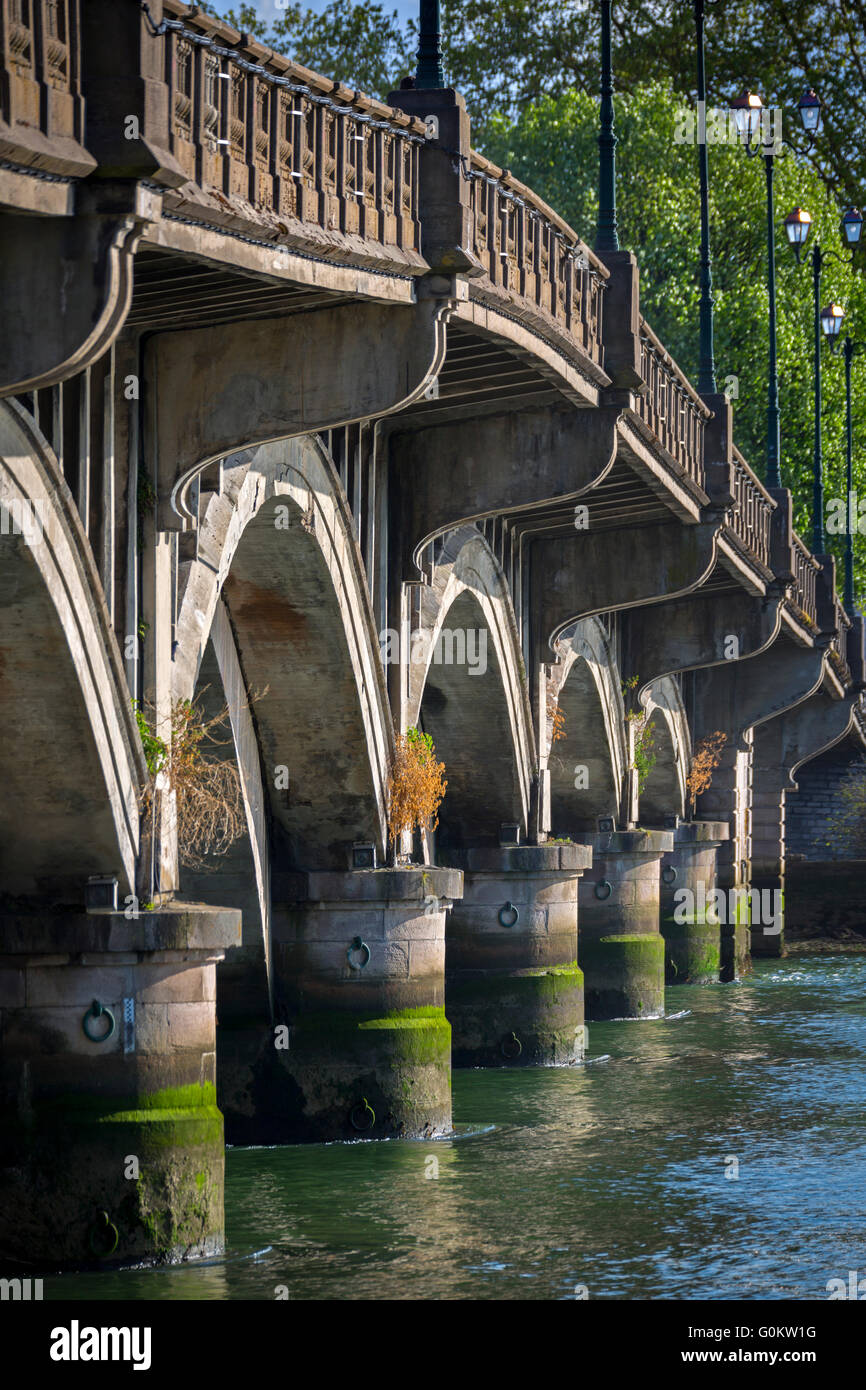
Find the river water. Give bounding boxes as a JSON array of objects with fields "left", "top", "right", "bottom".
[{"left": 49, "top": 952, "right": 866, "bottom": 1301}]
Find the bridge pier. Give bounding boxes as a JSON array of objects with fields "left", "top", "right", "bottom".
[
  {"left": 444, "top": 843, "right": 591, "bottom": 1066},
  {"left": 577, "top": 830, "right": 673, "bottom": 1019},
  {"left": 0, "top": 903, "right": 240, "bottom": 1270},
  {"left": 659, "top": 821, "right": 729, "bottom": 984},
  {"left": 247, "top": 868, "right": 462, "bottom": 1143}
]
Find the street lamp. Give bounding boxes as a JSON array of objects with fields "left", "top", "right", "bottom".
[
  {"left": 694, "top": 0, "right": 715, "bottom": 393},
  {"left": 730, "top": 88, "right": 783, "bottom": 487},
  {"left": 797, "top": 87, "right": 823, "bottom": 136},
  {"left": 840, "top": 336, "right": 866, "bottom": 615},
  {"left": 731, "top": 85, "right": 824, "bottom": 491},
  {"left": 416, "top": 0, "right": 445, "bottom": 89},
  {"left": 820, "top": 302, "right": 846, "bottom": 340},
  {"left": 783, "top": 207, "right": 812, "bottom": 262},
  {"left": 783, "top": 197, "right": 856, "bottom": 555},
  {"left": 841, "top": 207, "right": 864, "bottom": 249}
]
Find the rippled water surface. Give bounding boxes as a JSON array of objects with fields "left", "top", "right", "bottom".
[{"left": 52, "top": 953, "right": 866, "bottom": 1300}]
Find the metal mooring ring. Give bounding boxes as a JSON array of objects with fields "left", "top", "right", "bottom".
[
  {"left": 501, "top": 1031, "right": 523, "bottom": 1060},
  {"left": 88, "top": 1210, "right": 119, "bottom": 1258},
  {"left": 346, "top": 936, "right": 371, "bottom": 970},
  {"left": 349, "top": 1098, "right": 376, "bottom": 1131},
  {"left": 82, "top": 999, "right": 115, "bottom": 1042},
  {"left": 594, "top": 879, "right": 613, "bottom": 901},
  {"left": 662, "top": 865, "right": 678, "bottom": 885},
  {"left": 498, "top": 901, "right": 520, "bottom": 928}
]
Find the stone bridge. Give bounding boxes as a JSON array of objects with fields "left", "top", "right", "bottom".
[{"left": 1, "top": 0, "right": 863, "bottom": 1268}]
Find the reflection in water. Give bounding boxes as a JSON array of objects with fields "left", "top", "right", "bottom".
[{"left": 48, "top": 954, "right": 866, "bottom": 1301}]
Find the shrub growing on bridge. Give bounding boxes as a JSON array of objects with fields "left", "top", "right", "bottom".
[{"left": 387, "top": 726, "right": 447, "bottom": 858}]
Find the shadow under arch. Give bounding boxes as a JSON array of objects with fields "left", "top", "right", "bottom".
[
  {"left": 548, "top": 617, "right": 626, "bottom": 834},
  {"left": 410, "top": 528, "right": 534, "bottom": 852},
  {"left": 172, "top": 434, "right": 398, "bottom": 1143},
  {"left": 640, "top": 676, "right": 690, "bottom": 824},
  {"left": 173, "top": 433, "right": 393, "bottom": 874},
  {"left": 0, "top": 399, "right": 145, "bottom": 899}
]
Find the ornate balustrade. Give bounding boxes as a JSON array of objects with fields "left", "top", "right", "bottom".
[
  {"left": 828, "top": 596, "right": 852, "bottom": 684},
  {"left": 0, "top": 0, "right": 93, "bottom": 175},
  {"left": 636, "top": 318, "right": 707, "bottom": 489},
  {"left": 158, "top": 0, "right": 424, "bottom": 254},
  {"left": 790, "top": 530, "right": 819, "bottom": 629},
  {"left": 730, "top": 447, "right": 774, "bottom": 569},
  {"left": 467, "top": 150, "right": 607, "bottom": 372}
]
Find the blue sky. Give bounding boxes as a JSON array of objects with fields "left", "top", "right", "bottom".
[{"left": 249, "top": 0, "right": 416, "bottom": 23}]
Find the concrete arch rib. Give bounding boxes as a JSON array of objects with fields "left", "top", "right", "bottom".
[
  {"left": 547, "top": 617, "right": 626, "bottom": 833},
  {"left": 0, "top": 399, "right": 145, "bottom": 897},
  {"left": 173, "top": 434, "right": 393, "bottom": 868},
  {"left": 408, "top": 527, "right": 534, "bottom": 847},
  {"left": 641, "top": 676, "right": 690, "bottom": 823}
]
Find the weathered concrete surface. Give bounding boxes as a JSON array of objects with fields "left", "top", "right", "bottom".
[
  {"left": 0, "top": 400, "right": 146, "bottom": 898},
  {"left": 444, "top": 843, "right": 592, "bottom": 1066},
  {"left": 693, "top": 637, "right": 827, "bottom": 909},
  {"left": 659, "top": 821, "right": 730, "bottom": 984},
  {"left": 624, "top": 589, "right": 783, "bottom": 691},
  {"left": 0, "top": 185, "right": 154, "bottom": 395},
  {"left": 417, "top": 586, "right": 531, "bottom": 850},
  {"left": 547, "top": 619, "right": 627, "bottom": 833},
  {"left": 751, "top": 688, "right": 857, "bottom": 957},
  {"left": 222, "top": 868, "right": 462, "bottom": 1144},
  {"left": 147, "top": 297, "right": 454, "bottom": 528},
  {"left": 174, "top": 438, "right": 394, "bottom": 868},
  {"left": 390, "top": 406, "right": 620, "bottom": 567},
  {"left": 0, "top": 904, "right": 240, "bottom": 1270},
  {"left": 576, "top": 830, "right": 673, "bottom": 1019},
  {"left": 535, "top": 519, "right": 722, "bottom": 653}
]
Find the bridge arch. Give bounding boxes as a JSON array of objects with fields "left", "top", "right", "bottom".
[
  {"left": 173, "top": 434, "right": 393, "bottom": 872},
  {"left": 547, "top": 617, "right": 626, "bottom": 834},
  {"left": 0, "top": 399, "right": 145, "bottom": 897},
  {"left": 408, "top": 527, "right": 534, "bottom": 851},
  {"left": 640, "top": 676, "right": 691, "bottom": 823}
]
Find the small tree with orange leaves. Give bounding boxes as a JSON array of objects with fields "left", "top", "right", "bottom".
[
  {"left": 387, "top": 726, "right": 447, "bottom": 859},
  {"left": 686, "top": 731, "right": 727, "bottom": 817}
]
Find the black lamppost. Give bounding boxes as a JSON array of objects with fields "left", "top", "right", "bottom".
[
  {"left": 783, "top": 205, "right": 862, "bottom": 555},
  {"left": 595, "top": 0, "right": 619, "bottom": 254},
  {"left": 730, "top": 86, "right": 824, "bottom": 490},
  {"left": 416, "top": 0, "right": 444, "bottom": 89},
  {"left": 694, "top": 0, "right": 716, "bottom": 393},
  {"left": 840, "top": 335, "right": 866, "bottom": 615}
]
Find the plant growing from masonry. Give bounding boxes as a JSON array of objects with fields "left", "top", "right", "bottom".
[
  {"left": 387, "top": 726, "right": 447, "bottom": 854},
  {"left": 621, "top": 676, "right": 656, "bottom": 796},
  {"left": 134, "top": 689, "right": 262, "bottom": 870},
  {"left": 548, "top": 694, "right": 566, "bottom": 744},
  {"left": 686, "top": 731, "right": 727, "bottom": 817}
]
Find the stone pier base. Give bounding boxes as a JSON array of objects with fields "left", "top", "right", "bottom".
[
  {"left": 660, "top": 821, "right": 729, "bottom": 984},
  {"left": 0, "top": 903, "right": 240, "bottom": 1270},
  {"left": 444, "top": 844, "right": 592, "bottom": 1067},
  {"left": 242, "top": 867, "right": 463, "bottom": 1144},
  {"left": 577, "top": 830, "right": 673, "bottom": 1020}
]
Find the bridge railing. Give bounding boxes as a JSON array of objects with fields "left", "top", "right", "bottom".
[
  {"left": 467, "top": 151, "right": 607, "bottom": 371},
  {"left": 730, "top": 447, "right": 774, "bottom": 569},
  {"left": 829, "top": 595, "right": 852, "bottom": 684},
  {"left": 0, "top": 0, "right": 92, "bottom": 175},
  {"left": 790, "top": 529, "right": 819, "bottom": 629},
  {"left": 159, "top": 0, "right": 424, "bottom": 253},
  {"left": 636, "top": 318, "right": 707, "bottom": 489}
]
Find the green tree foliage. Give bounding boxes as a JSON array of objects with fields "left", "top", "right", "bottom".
[
  {"left": 196, "top": 2, "right": 413, "bottom": 95},
  {"left": 445, "top": 0, "right": 866, "bottom": 220}
]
